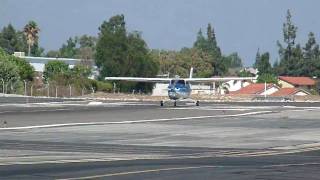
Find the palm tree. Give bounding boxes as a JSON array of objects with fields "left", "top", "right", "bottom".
[
  {"left": 217, "top": 81, "right": 230, "bottom": 95},
  {"left": 24, "top": 21, "right": 40, "bottom": 56}
]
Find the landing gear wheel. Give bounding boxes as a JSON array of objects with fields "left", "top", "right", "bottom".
[
  {"left": 196, "top": 100, "right": 200, "bottom": 106},
  {"left": 174, "top": 101, "right": 177, "bottom": 107},
  {"left": 160, "top": 100, "right": 164, "bottom": 107}
]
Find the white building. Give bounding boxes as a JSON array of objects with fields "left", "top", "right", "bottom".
[{"left": 13, "top": 52, "right": 98, "bottom": 79}]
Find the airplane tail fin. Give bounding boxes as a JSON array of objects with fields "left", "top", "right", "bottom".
[{"left": 189, "top": 67, "right": 194, "bottom": 79}]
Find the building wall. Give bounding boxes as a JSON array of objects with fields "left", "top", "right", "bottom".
[
  {"left": 279, "top": 79, "right": 314, "bottom": 90},
  {"left": 152, "top": 83, "right": 168, "bottom": 96},
  {"left": 190, "top": 84, "right": 213, "bottom": 95},
  {"left": 224, "top": 80, "right": 251, "bottom": 92},
  {"left": 278, "top": 79, "right": 294, "bottom": 88},
  {"left": 260, "top": 87, "right": 279, "bottom": 95},
  {"left": 295, "top": 91, "right": 308, "bottom": 96}
]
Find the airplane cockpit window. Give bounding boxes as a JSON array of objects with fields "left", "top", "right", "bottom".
[
  {"left": 176, "top": 80, "right": 185, "bottom": 84},
  {"left": 170, "top": 80, "right": 185, "bottom": 84}
]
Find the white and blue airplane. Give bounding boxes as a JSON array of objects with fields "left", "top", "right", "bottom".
[{"left": 105, "top": 68, "right": 256, "bottom": 106}]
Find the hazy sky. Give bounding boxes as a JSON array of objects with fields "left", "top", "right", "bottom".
[{"left": 1, "top": 0, "right": 319, "bottom": 66}]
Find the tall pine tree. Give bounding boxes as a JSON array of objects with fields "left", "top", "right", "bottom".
[
  {"left": 193, "top": 23, "right": 225, "bottom": 76},
  {"left": 253, "top": 48, "right": 261, "bottom": 68},
  {"left": 277, "top": 9, "right": 300, "bottom": 75}
]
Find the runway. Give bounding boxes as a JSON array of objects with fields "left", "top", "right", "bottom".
[{"left": 1, "top": 100, "right": 320, "bottom": 179}]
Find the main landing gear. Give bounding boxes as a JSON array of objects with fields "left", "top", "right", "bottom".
[{"left": 160, "top": 100, "right": 200, "bottom": 107}]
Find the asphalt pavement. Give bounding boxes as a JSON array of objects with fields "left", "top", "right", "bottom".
[{"left": 0, "top": 100, "right": 320, "bottom": 179}]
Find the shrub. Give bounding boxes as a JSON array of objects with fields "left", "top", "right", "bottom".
[{"left": 97, "top": 81, "right": 112, "bottom": 92}]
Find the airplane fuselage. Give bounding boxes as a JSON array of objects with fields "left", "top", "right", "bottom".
[{"left": 167, "top": 79, "right": 191, "bottom": 100}]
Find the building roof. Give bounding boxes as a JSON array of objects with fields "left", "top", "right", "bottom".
[
  {"left": 271, "top": 88, "right": 310, "bottom": 96},
  {"left": 271, "top": 88, "right": 297, "bottom": 96},
  {"left": 231, "top": 83, "right": 276, "bottom": 95},
  {"left": 279, "top": 76, "right": 316, "bottom": 86}
]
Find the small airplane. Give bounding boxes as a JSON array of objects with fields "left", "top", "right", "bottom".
[{"left": 105, "top": 68, "right": 256, "bottom": 106}]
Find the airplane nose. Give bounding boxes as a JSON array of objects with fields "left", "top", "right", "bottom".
[{"left": 168, "top": 88, "right": 175, "bottom": 92}]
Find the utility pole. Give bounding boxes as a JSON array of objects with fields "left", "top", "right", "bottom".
[
  {"left": 23, "top": 80, "right": 27, "bottom": 96},
  {"left": 69, "top": 84, "right": 72, "bottom": 97},
  {"left": 1, "top": 79, "right": 4, "bottom": 96},
  {"left": 91, "top": 86, "right": 95, "bottom": 98},
  {"left": 47, "top": 82, "right": 50, "bottom": 97},
  {"left": 30, "top": 85, "right": 33, "bottom": 97},
  {"left": 264, "top": 81, "right": 267, "bottom": 99}
]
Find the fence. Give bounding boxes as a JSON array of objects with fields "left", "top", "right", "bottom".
[
  {"left": 0, "top": 81, "right": 94, "bottom": 98},
  {"left": 252, "top": 95, "right": 295, "bottom": 102}
]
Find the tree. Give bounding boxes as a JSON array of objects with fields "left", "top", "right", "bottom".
[
  {"left": 237, "top": 70, "right": 254, "bottom": 77},
  {"left": 0, "top": 48, "right": 33, "bottom": 94},
  {"left": 193, "top": 29, "right": 207, "bottom": 50},
  {"left": 0, "top": 24, "right": 17, "bottom": 54},
  {"left": 46, "top": 50, "right": 60, "bottom": 58},
  {"left": 0, "top": 49, "right": 20, "bottom": 84},
  {"left": 24, "top": 21, "right": 40, "bottom": 56},
  {"left": 96, "top": 15, "right": 127, "bottom": 78},
  {"left": 277, "top": 10, "right": 300, "bottom": 75},
  {"left": 0, "top": 48, "right": 34, "bottom": 81},
  {"left": 72, "top": 64, "right": 91, "bottom": 78},
  {"left": 47, "top": 35, "right": 97, "bottom": 60},
  {"left": 223, "top": 52, "right": 243, "bottom": 69},
  {"left": 78, "top": 35, "right": 97, "bottom": 48},
  {"left": 257, "top": 52, "right": 272, "bottom": 75},
  {"left": 193, "top": 23, "right": 226, "bottom": 76},
  {"left": 302, "top": 32, "right": 320, "bottom": 77},
  {"left": 30, "top": 41, "right": 44, "bottom": 56},
  {"left": 95, "top": 15, "right": 159, "bottom": 92},
  {"left": 8, "top": 55, "right": 34, "bottom": 81},
  {"left": 207, "top": 23, "right": 219, "bottom": 53},
  {"left": 0, "top": 24, "right": 27, "bottom": 54},
  {"left": 43, "top": 61, "right": 70, "bottom": 83},
  {"left": 77, "top": 35, "right": 97, "bottom": 65},
  {"left": 151, "top": 48, "right": 214, "bottom": 78},
  {"left": 282, "top": 10, "right": 297, "bottom": 51},
  {"left": 255, "top": 52, "right": 277, "bottom": 83},
  {"left": 257, "top": 73, "right": 278, "bottom": 84},
  {"left": 253, "top": 48, "right": 261, "bottom": 68},
  {"left": 59, "top": 37, "right": 78, "bottom": 58}
]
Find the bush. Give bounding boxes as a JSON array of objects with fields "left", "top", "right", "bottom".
[
  {"left": 87, "top": 80, "right": 112, "bottom": 92},
  {"left": 97, "top": 81, "right": 112, "bottom": 92}
]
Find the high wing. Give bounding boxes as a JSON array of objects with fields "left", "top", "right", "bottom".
[
  {"left": 105, "top": 77, "right": 171, "bottom": 83},
  {"left": 184, "top": 77, "right": 257, "bottom": 83},
  {"left": 105, "top": 77, "right": 256, "bottom": 83}
]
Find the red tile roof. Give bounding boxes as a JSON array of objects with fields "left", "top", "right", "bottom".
[
  {"left": 231, "top": 83, "right": 276, "bottom": 95},
  {"left": 271, "top": 88, "right": 297, "bottom": 96},
  {"left": 279, "top": 76, "right": 315, "bottom": 86},
  {"left": 271, "top": 88, "right": 310, "bottom": 96}
]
